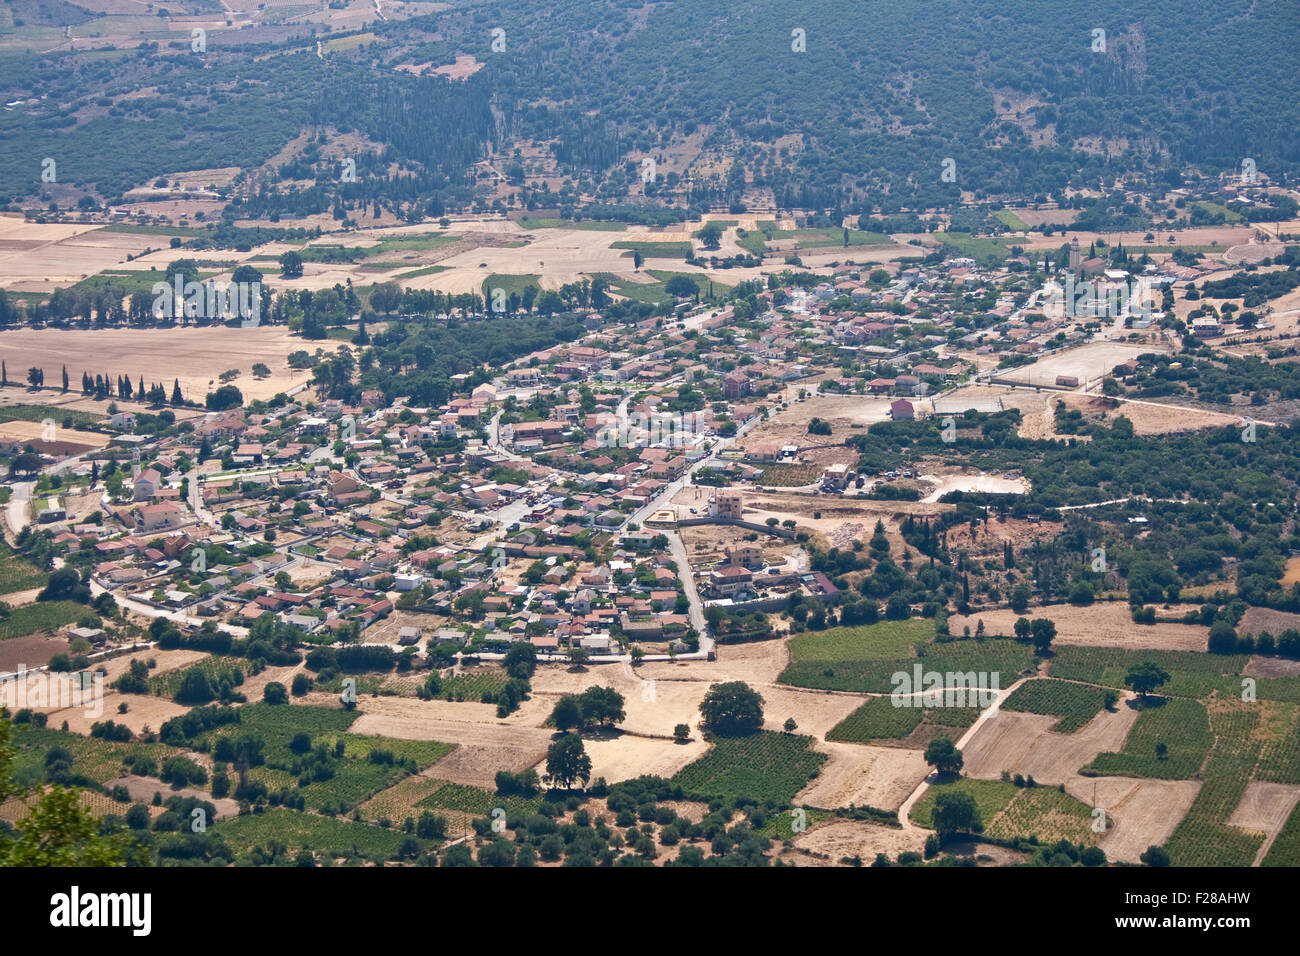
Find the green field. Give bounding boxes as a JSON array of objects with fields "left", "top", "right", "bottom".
[
  {"left": 518, "top": 217, "right": 626, "bottom": 231},
  {"left": 1164, "top": 706, "right": 1266, "bottom": 866},
  {"left": 931, "top": 232, "right": 1015, "bottom": 264},
  {"left": 0, "top": 600, "right": 84, "bottom": 642},
  {"left": 787, "top": 619, "right": 932, "bottom": 663},
  {"left": 612, "top": 240, "right": 693, "bottom": 259},
  {"left": 147, "top": 656, "right": 246, "bottom": 699},
  {"left": 211, "top": 807, "right": 427, "bottom": 858},
  {"left": 1048, "top": 646, "right": 1246, "bottom": 700},
  {"left": 826, "top": 695, "right": 981, "bottom": 744},
  {"left": 197, "top": 702, "right": 360, "bottom": 763},
  {"left": 416, "top": 779, "right": 542, "bottom": 818},
  {"left": 9, "top": 725, "right": 185, "bottom": 787},
  {"left": 1262, "top": 799, "right": 1300, "bottom": 867},
  {"left": 984, "top": 785, "right": 1099, "bottom": 845},
  {"left": 1002, "top": 679, "right": 1108, "bottom": 733},
  {"left": 481, "top": 273, "right": 541, "bottom": 303},
  {"left": 1083, "top": 698, "right": 1211, "bottom": 780},
  {"left": 671, "top": 732, "right": 827, "bottom": 805},
  {"left": 393, "top": 265, "right": 450, "bottom": 280},
  {"left": 0, "top": 404, "right": 102, "bottom": 428},
  {"left": 0, "top": 542, "right": 49, "bottom": 595},
  {"left": 598, "top": 270, "right": 730, "bottom": 307},
  {"left": 992, "top": 209, "right": 1029, "bottom": 230},
  {"left": 910, "top": 777, "right": 1018, "bottom": 830},
  {"left": 780, "top": 621, "right": 1033, "bottom": 695}
]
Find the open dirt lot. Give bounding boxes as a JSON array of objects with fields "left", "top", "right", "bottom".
[
  {"left": 996, "top": 341, "right": 1157, "bottom": 389},
  {"left": 787, "top": 819, "right": 928, "bottom": 863},
  {"left": 1227, "top": 781, "right": 1300, "bottom": 835},
  {"left": 797, "top": 743, "right": 931, "bottom": 812},
  {"left": 0, "top": 326, "right": 341, "bottom": 403},
  {"left": 584, "top": 733, "right": 709, "bottom": 783},
  {"left": 951, "top": 603, "right": 1210, "bottom": 651},
  {"left": 741, "top": 394, "right": 895, "bottom": 447},
  {"left": 0, "top": 633, "right": 71, "bottom": 672}
]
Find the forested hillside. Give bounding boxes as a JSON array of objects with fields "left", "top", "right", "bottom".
[{"left": 0, "top": 0, "right": 1296, "bottom": 215}]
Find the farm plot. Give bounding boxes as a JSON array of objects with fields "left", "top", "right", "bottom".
[
  {"left": 147, "top": 655, "right": 248, "bottom": 698},
  {"left": 826, "top": 696, "right": 982, "bottom": 748},
  {"left": 670, "top": 732, "right": 827, "bottom": 805},
  {"left": 796, "top": 744, "right": 930, "bottom": 812},
  {"left": 1048, "top": 646, "right": 1246, "bottom": 699},
  {"left": 909, "top": 777, "right": 1019, "bottom": 831},
  {"left": 1163, "top": 705, "right": 1266, "bottom": 867},
  {"left": 782, "top": 632, "right": 1034, "bottom": 695},
  {"left": 984, "top": 785, "right": 1099, "bottom": 846},
  {"left": 196, "top": 702, "right": 360, "bottom": 763},
  {"left": 1083, "top": 698, "right": 1212, "bottom": 780},
  {"left": 950, "top": 603, "right": 1209, "bottom": 651},
  {"left": 1002, "top": 679, "right": 1108, "bottom": 733},
  {"left": 9, "top": 725, "right": 185, "bottom": 788},
  {"left": 1262, "top": 799, "right": 1300, "bottom": 866},
  {"left": 1254, "top": 701, "right": 1300, "bottom": 784},
  {"left": 211, "top": 808, "right": 424, "bottom": 859}
]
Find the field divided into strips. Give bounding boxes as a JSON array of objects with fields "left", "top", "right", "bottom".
[
  {"left": 781, "top": 617, "right": 1033, "bottom": 693},
  {"left": 910, "top": 778, "right": 1018, "bottom": 830},
  {"left": 146, "top": 656, "right": 246, "bottom": 698},
  {"left": 9, "top": 726, "right": 184, "bottom": 786},
  {"left": 826, "top": 696, "right": 981, "bottom": 745},
  {"left": 985, "top": 786, "right": 1098, "bottom": 846},
  {"left": 1002, "top": 679, "right": 1107, "bottom": 733},
  {"left": 1164, "top": 705, "right": 1266, "bottom": 867},
  {"left": 1084, "top": 698, "right": 1211, "bottom": 780},
  {"left": 911, "top": 777, "right": 1098, "bottom": 845},
  {"left": 1048, "top": 647, "right": 1246, "bottom": 699},
  {"left": 670, "top": 732, "right": 827, "bottom": 805},
  {"left": 1262, "top": 801, "right": 1300, "bottom": 866},
  {"left": 211, "top": 808, "right": 428, "bottom": 858}
]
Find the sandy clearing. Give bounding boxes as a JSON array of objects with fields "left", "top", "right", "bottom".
[
  {"left": 1228, "top": 780, "right": 1300, "bottom": 834},
  {"left": 584, "top": 734, "right": 708, "bottom": 784},
  {"left": 788, "top": 819, "right": 927, "bottom": 863},
  {"left": 797, "top": 743, "right": 930, "bottom": 812},
  {"left": 951, "top": 604, "right": 1209, "bottom": 651},
  {"left": 1080, "top": 777, "right": 1203, "bottom": 863},
  {"left": 996, "top": 341, "right": 1156, "bottom": 389}
]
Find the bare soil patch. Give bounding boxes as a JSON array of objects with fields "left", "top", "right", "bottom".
[
  {"left": 951, "top": 603, "right": 1209, "bottom": 651},
  {"left": 797, "top": 743, "right": 930, "bottom": 812}
]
